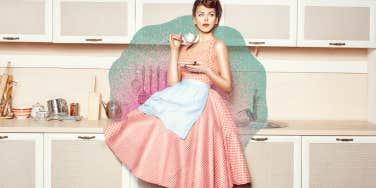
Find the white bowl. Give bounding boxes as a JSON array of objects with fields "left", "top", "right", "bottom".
[{"left": 14, "top": 114, "right": 30, "bottom": 119}]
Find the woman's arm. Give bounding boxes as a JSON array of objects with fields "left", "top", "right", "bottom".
[
  {"left": 205, "top": 40, "right": 232, "bottom": 93},
  {"left": 182, "top": 40, "right": 232, "bottom": 93},
  {"left": 167, "top": 34, "right": 182, "bottom": 86},
  {"left": 184, "top": 41, "right": 232, "bottom": 93}
]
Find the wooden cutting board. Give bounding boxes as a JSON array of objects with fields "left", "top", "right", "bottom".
[{"left": 88, "top": 76, "right": 101, "bottom": 120}]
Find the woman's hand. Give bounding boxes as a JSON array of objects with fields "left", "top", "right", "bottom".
[
  {"left": 183, "top": 61, "right": 210, "bottom": 74},
  {"left": 169, "top": 34, "right": 182, "bottom": 51}
]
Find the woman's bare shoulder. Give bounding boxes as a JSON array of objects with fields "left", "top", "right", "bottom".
[{"left": 214, "top": 39, "right": 228, "bottom": 53}]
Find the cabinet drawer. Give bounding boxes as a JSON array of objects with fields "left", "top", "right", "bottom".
[{"left": 302, "top": 136, "right": 376, "bottom": 188}]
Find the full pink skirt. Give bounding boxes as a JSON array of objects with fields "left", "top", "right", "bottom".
[{"left": 103, "top": 89, "right": 251, "bottom": 188}]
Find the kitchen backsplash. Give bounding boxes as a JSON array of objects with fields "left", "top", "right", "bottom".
[{"left": 0, "top": 43, "right": 368, "bottom": 120}]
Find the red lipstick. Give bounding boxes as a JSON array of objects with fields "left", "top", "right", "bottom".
[{"left": 202, "top": 23, "right": 209, "bottom": 27}]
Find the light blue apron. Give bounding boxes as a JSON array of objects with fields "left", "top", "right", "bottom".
[{"left": 138, "top": 79, "right": 209, "bottom": 139}]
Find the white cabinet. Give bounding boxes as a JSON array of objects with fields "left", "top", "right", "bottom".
[
  {"left": 298, "top": 0, "right": 376, "bottom": 48},
  {"left": 2, "top": 132, "right": 376, "bottom": 188},
  {"left": 44, "top": 133, "right": 133, "bottom": 188},
  {"left": 222, "top": 0, "right": 298, "bottom": 47},
  {"left": 245, "top": 136, "right": 301, "bottom": 188},
  {"left": 302, "top": 136, "right": 376, "bottom": 188},
  {"left": 135, "top": 0, "right": 193, "bottom": 30},
  {"left": 1, "top": 0, "right": 376, "bottom": 48},
  {"left": 53, "top": 0, "right": 135, "bottom": 44},
  {"left": 0, "top": 133, "right": 43, "bottom": 188},
  {"left": 0, "top": 0, "right": 52, "bottom": 42}
]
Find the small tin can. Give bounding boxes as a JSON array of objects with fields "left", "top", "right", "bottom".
[
  {"left": 36, "top": 110, "right": 49, "bottom": 121},
  {"left": 70, "top": 103, "right": 79, "bottom": 116}
]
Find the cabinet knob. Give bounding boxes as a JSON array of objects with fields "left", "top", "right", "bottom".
[
  {"left": 85, "top": 38, "right": 103, "bottom": 42},
  {"left": 2, "top": 37, "right": 20, "bottom": 40},
  {"left": 0, "top": 135, "right": 9, "bottom": 139},
  {"left": 78, "top": 136, "right": 96, "bottom": 140},
  {"left": 336, "top": 138, "right": 353, "bottom": 142},
  {"left": 248, "top": 41, "right": 266, "bottom": 45},
  {"left": 251, "top": 137, "right": 268, "bottom": 141},
  {"left": 329, "top": 42, "right": 346, "bottom": 46}
]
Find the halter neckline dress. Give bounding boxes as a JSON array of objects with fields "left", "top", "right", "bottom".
[{"left": 104, "top": 37, "right": 251, "bottom": 188}]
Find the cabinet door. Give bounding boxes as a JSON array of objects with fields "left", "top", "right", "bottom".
[
  {"left": 245, "top": 136, "right": 301, "bottom": 188},
  {"left": 0, "top": 133, "right": 43, "bottom": 188},
  {"left": 44, "top": 133, "right": 131, "bottom": 188},
  {"left": 53, "top": 0, "right": 135, "bottom": 44},
  {"left": 298, "top": 0, "right": 376, "bottom": 48},
  {"left": 302, "top": 136, "right": 376, "bottom": 188},
  {"left": 0, "top": 0, "right": 52, "bottom": 42},
  {"left": 136, "top": 0, "right": 194, "bottom": 30},
  {"left": 222, "top": 0, "right": 297, "bottom": 47}
]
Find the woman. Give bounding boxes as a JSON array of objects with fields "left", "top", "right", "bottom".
[{"left": 104, "top": 0, "right": 251, "bottom": 187}]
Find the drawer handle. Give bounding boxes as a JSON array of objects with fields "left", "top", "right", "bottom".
[
  {"left": 336, "top": 138, "right": 353, "bottom": 142},
  {"left": 85, "top": 38, "right": 103, "bottom": 42},
  {"left": 329, "top": 42, "right": 346, "bottom": 46},
  {"left": 251, "top": 137, "right": 268, "bottom": 141},
  {"left": 248, "top": 41, "right": 265, "bottom": 45},
  {"left": 0, "top": 136, "right": 9, "bottom": 139},
  {"left": 78, "top": 136, "right": 96, "bottom": 140},
  {"left": 3, "top": 37, "right": 20, "bottom": 40}
]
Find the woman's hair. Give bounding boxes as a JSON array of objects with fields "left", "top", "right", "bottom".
[{"left": 192, "top": 0, "right": 222, "bottom": 24}]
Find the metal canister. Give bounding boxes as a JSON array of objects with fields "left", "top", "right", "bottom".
[{"left": 70, "top": 103, "right": 79, "bottom": 116}]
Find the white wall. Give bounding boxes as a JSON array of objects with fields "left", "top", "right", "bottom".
[
  {"left": 369, "top": 49, "right": 376, "bottom": 123},
  {"left": 260, "top": 47, "right": 368, "bottom": 120},
  {"left": 0, "top": 43, "right": 368, "bottom": 120}
]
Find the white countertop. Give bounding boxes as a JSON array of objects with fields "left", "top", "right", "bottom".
[
  {"left": 251, "top": 120, "right": 376, "bottom": 135},
  {"left": 1, "top": 119, "right": 376, "bottom": 135},
  {"left": 0, "top": 119, "right": 109, "bottom": 133}
]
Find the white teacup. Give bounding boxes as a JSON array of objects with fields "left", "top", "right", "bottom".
[{"left": 182, "top": 33, "right": 199, "bottom": 45}]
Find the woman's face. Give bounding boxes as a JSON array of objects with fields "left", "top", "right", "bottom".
[{"left": 193, "top": 5, "right": 218, "bottom": 33}]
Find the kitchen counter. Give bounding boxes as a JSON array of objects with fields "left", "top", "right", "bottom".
[
  {"left": 0, "top": 119, "right": 110, "bottom": 133},
  {"left": 1, "top": 119, "right": 376, "bottom": 135},
  {"left": 251, "top": 120, "right": 376, "bottom": 135}
]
